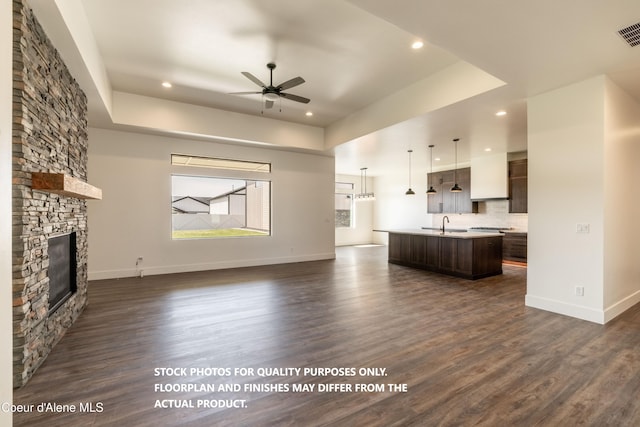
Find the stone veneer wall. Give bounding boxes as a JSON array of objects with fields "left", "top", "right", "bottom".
[{"left": 12, "top": 0, "right": 89, "bottom": 387}]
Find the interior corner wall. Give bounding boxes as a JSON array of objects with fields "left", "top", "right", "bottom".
[
  {"left": 335, "top": 173, "right": 374, "bottom": 246},
  {"left": 526, "top": 75, "right": 607, "bottom": 324},
  {"left": 1, "top": 0, "right": 14, "bottom": 422},
  {"left": 87, "top": 127, "right": 336, "bottom": 280},
  {"left": 602, "top": 78, "right": 640, "bottom": 321}
]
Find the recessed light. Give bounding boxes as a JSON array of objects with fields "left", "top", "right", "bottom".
[
  {"left": 496, "top": 110, "right": 507, "bottom": 116},
  {"left": 305, "top": 111, "right": 313, "bottom": 117},
  {"left": 435, "top": 157, "right": 441, "bottom": 161},
  {"left": 162, "top": 81, "right": 172, "bottom": 88},
  {"left": 485, "top": 148, "right": 492, "bottom": 152},
  {"left": 411, "top": 40, "right": 424, "bottom": 49}
]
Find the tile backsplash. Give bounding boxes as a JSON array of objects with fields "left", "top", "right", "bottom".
[{"left": 430, "top": 200, "right": 528, "bottom": 231}]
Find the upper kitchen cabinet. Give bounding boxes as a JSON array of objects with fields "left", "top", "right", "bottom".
[
  {"left": 427, "top": 167, "right": 478, "bottom": 214},
  {"left": 439, "top": 170, "right": 456, "bottom": 213},
  {"left": 508, "top": 159, "right": 528, "bottom": 213},
  {"left": 427, "top": 170, "right": 446, "bottom": 213}
]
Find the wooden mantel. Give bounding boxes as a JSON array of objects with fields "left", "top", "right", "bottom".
[{"left": 31, "top": 172, "right": 102, "bottom": 200}]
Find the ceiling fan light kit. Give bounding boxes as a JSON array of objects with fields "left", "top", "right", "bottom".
[{"left": 230, "top": 62, "right": 310, "bottom": 111}]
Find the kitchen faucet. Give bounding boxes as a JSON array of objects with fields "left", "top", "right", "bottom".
[{"left": 441, "top": 215, "right": 449, "bottom": 234}]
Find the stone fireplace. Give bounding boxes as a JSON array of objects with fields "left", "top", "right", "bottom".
[{"left": 12, "top": 0, "right": 94, "bottom": 387}]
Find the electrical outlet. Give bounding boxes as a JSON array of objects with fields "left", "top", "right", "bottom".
[
  {"left": 576, "top": 223, "right": 590, "bottom": 234},
  {"left": 575, "top": 286, "right": 584, "bottom": 296}
]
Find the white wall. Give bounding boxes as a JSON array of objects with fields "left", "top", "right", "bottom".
[
  {"left": 602, "top": 79, "right": 640, "bottom": 321},
  {"left": 113, "top": 92, "right": 325, "bottom": 152},
  {"left": 527, "top": 75, "right": 640, "bottom": 324},
  {"left": 87, "top": 128, "right": 335, "bottom": 279},
  {"left": 335, "top": 173, "right": 374, "bottom": 246},
  {"left": 526, "top": 76, "right": 607, "bottom": 323},
  {"left": 372, "top": 167, "right": 431, "bottom": 245},
  {"left": 1, "top": 0, "right": 13, "bottom": 421}
]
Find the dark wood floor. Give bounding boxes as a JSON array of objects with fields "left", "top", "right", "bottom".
[{"left": 13, "top": 245, "right": 640, "bottom": 426}]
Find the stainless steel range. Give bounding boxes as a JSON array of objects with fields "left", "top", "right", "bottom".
[{"left": 468, "top": 226, "right": 512, "bottom": 233}]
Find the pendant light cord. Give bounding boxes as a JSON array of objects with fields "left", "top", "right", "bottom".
[
  {"left": 408, "top": 150, "right": 412, "bottom": 188},
  {"left": 454, "top": 139, "right": 458, "bottom": 185}
]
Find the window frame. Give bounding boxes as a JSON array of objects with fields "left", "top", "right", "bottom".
[
  {"left": 335, "top": 181, "right": 355, "bottom": 229},
  {"left": 171, "top": 154, "right": 272, "bottom": 240}
]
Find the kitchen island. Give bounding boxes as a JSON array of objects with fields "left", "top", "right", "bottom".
[{"left": 382, "top": 229, "right": 503, "bottom": 280}]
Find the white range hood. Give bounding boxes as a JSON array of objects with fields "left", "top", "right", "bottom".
[{"left": 470, "top": 153, "right": 508, "bottom": 200}]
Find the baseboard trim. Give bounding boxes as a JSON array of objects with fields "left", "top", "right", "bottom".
[
  {"left": 526, "top": 289, "right": 640, "bottom": 325},
  {"left": 525, "top": 294, "right": 605, "bottom": 324},
  {"left": 604, "top": 289, "right": 640, "bottom": 323},
  {"left": 89, "top": 252, "right": 336, "bottom": 281}
]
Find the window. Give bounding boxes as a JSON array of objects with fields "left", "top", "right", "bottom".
[
  {"left": 171, "top": 155, "right": 271, "bottom": 239},
  {"left": 335, "top": 182, "right": 354, "bottom": 228}
]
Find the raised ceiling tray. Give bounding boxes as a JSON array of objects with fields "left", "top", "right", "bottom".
[{"left": 31, "top": 172, "right": 102, "bottom": 200}]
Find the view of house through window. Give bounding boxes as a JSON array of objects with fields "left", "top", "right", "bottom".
[
  {"left": 171, "top": 155, "right": 271, "bottom": 239},
  {"left": 335, "top": 182, "right": 354, "bottom": 228}
]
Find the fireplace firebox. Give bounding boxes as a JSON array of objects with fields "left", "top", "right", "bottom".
[{"left": 48, "top": 232, "right": 77, "bottom": 314}]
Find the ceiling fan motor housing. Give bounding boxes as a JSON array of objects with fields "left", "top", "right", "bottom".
[{"left": 231, "top": 62, "right": 310, "bottom": 107}]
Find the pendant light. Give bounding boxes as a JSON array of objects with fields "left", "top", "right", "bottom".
[
  {"left": 355, "top": 167, "right": 375, "bottom": 201},
  {"left": 405, "top": 149, "right": 415, "bottom": 195},
  {"left": 427, "top": 144, "right": 437, "bottom": 195},
  {"left": 450, "top": 138, "right": 462, "bottom": 192}
]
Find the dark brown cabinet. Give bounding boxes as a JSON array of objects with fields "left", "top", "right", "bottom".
[
  {"left": 388, "top": 232, "right": 503, "bottom": 280},
  {"left": 408, "top": 234, "right": 440, "bottom": 268},
  {"left": 410, "top": 235, "right": 426, "bottom": 265},
  {"left": 388, "top": 233, "right": 411, "bottom": 263},
  {"left": 425, "top": 236, "right": 440, "bottom": 269},
  {"left": 427, "top": 167, "right": 478, "bottom": 214},
  {"left": 439, "top": 236, "right": 502, "bottom": 277},
  {"left": 502, "top": 232, "right": 527, "bottom": 263},
  {"left": 509, "top": 159, "right": 527, "bottom": 213},
  {"left": 438, "top": 237, "right": 457, "bottom": 272}
]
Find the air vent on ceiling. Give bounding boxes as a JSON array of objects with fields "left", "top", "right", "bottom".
[{"left": 618, "top": 22, "right": 640, "bottom": 47}]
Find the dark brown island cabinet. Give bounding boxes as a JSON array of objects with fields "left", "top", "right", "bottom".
[{"left": 388, "top": 231, "right": 503, "bottom": 280}]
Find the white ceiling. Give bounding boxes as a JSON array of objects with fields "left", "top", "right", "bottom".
[
  {"left": 30, "top": 0, "right": 640, "bottom": 176},
  {"left": 81, "top": 0, "right": 460, "bottom": 128}
]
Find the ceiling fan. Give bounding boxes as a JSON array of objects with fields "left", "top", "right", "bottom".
[{"left": 230, "top": 62, "right": 310, "bottom": 109}]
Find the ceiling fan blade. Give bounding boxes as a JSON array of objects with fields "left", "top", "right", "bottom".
[
  {"left": 241, "top": 72, "right": 267, "bottom": 88},
  {"left": 280, "top": 92, "right": 310, "bottom": 104},
  {"left": 264, "top": 100, "right": 274, "bottom": 109},
  {"left": 228, "top": 91, "right": 262, "bottom": 95},
  {"left": 277, "top": 76, "right": 305, "bottom": 91}
]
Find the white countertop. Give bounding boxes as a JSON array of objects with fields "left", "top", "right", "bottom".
[{"left": 376, "top": 229, "right": 503, "bottom": 239}]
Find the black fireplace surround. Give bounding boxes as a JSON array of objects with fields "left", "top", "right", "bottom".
[{"left": 48, "top": 232, "right": 77, "bottom": 314}]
